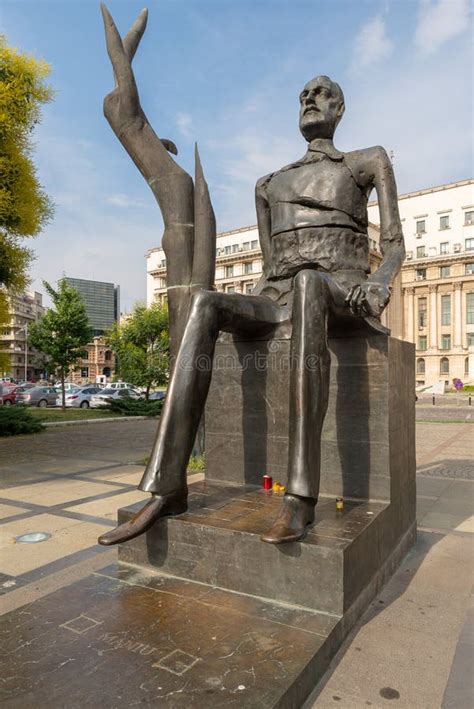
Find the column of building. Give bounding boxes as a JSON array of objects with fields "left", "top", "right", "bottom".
[
  {"left": 453, "top": 283, "right": 463, "bottom": 348},
  {"left": 404, "top": 287, "right": 415, "bottom": 343},
  {"left": 428, "top": 285, "right": 438, "bottom": 349}
]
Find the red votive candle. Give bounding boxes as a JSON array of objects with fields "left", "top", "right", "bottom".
[{"left": 263, "top": 475, "right": 272, "bottom": 490}]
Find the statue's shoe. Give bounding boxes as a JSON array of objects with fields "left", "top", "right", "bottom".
[
  {"left": 98, "top": 490, "right": 188, "bottom": 546},
  {"left": 260, "top": 494, "right": 315, "bottom": 544}
]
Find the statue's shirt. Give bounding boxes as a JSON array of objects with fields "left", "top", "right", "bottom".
[{"left": 264, "top": 143, "right": 370, "bottom": 279}]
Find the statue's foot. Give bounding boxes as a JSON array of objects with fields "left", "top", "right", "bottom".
[
  {"left": 261, "top": 494, "right": 315, "bottom": 544},
  {"left": 98, "top": 490, "right": 187, "bottom": 546}
]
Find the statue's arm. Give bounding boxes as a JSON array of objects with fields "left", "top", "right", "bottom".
[
  {"left": 255, "top": 174, "right": 273, "bottom": 275},
  {"left": 367, "top": 146, "right": 405, "bottom": 287},
  {"left": 346, "top": 146, "right": 405, "bottom": 318}
]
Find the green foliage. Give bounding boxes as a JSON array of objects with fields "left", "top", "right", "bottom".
[
  {"left": 187, "top": 453, "right": 206, "bottom": 471},
  {"left": 0, "top": 36, "right": 54, "bottom": 295},
  {"left": 0, "top": 406, "right": 44, "bottom": 436},
  {"left": 105, "top": 397, "right": 165, "bottom": 417},
  {"left": 107, "top": 302, "right": 169, "bottom": 398},
  {"left": 29, "top": 279, "right": 92, "bottom": 407}
]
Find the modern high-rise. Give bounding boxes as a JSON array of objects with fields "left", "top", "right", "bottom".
[{"left": 64, "top": 277, "right": 120, "bottom": 336}]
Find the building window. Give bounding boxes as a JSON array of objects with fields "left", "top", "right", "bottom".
[
  {"left": 465, "top": 210, "right": 474, "bottom": 225},
  {"left": 244, "top": 262, "right": 253, "bottom": 274},
  {"left": 466, "top": 238, "right": 474, "bottom": 251},
  {"left": 467, "top": 293, "right": 474, "bottom": 325},
  {"left": 105, "top": 351, "right": 112, "bottom": 361},
  {"left": 418, "top": 298, "right": 427, "bottom": 327},
  {"left": 232, "top": 244, "right": 239, "bottom": 253},
  {"left": 160, "top": 259, "right": 166, "bottom": 267},
  {"left": 439, "top": 266, "right": 450, "bottom": 278},
  {"left": 465, "top": 358, "right": 470, "bottom": 377},
  {"left": 83, "top": 350, "right": 89, "bottom": 360},
  {"left": 224, "top": 245, "right": 232, "bottom": 255},
  {"left": 225, "top": 265, "right": 234, "bottom": 278},
  {"left": 416, "top": 220, "right": 426, "bottom": 234},
  {"left": 440, "top": 242, "right": 449, "bottom": 254},
  {"left": 81, "top": 367, "right": 89, "bottom": 378},
  {"left": 416, "top": 268, "right": 427, "bottom": 281},
  {"left": 441, "top": 295, "right": 451, "bottom": 326},
  {"left": 251, "top": 240, "right": 258, "bottom": 250},
  {"left": 468, "top": 333, "right": 474, "bottom": 347},
  {"left": 245, "top": 282, "right": 255, "bottom": 294},
  {"left": 441, "top": 334, "right": 451, "bottom": 350},
  {"left": 440, "top": 357, "right": 449, "bottom": 374},
  {"left": 418, "top": 336, "right": 427, "bottom": 351},
  {"left": 416, "top": 358, "right": 425, "bottom": 374},
  {"left": 242, "top": 242, "right": 250, "bottom": 251},
  {"left": 439, "top": 215, "right": 450, "bottom": 230},
  {"left": 226, "top": 285, "right": 236, "bottom": 293},
  {"left": 416, "top": 246, "right": 426, "bottom": 258},
  {"left": 466, "top": 263, "right": 474, "bottom": 275}
]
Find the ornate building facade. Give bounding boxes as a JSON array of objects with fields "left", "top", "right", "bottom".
[{"left": 70, "top": 336, "right": 115, "bottom": 385}]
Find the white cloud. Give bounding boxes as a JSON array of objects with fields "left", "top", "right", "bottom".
[
  {"left": 176, "top": 112, "right": 193, "bottom": 139},
  {"left": 106, "top": 194, "right": 145, "bottom": 208},
  {"left": 351, "top": 15, "right": 394, "bottom": 72},
  {"left": 414, "top": 0, "right": 471, "bottom": 56}
]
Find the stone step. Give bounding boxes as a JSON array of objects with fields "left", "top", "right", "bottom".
[{"left": 119, "top": 480, "right": 391, "bottom": 616}]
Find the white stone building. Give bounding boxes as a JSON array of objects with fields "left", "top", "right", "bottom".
[
  {"left": 147, "top": 178, "right": 474, "bottom": 388},
  {"left": 368, "top": 179, "right": 474, "bottom": 387}
]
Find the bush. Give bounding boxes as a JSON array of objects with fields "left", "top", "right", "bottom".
[
  {"left": 188, "top": 454, "right": 206, "bottom": 471},
  {"left": 0, "top": 407, "right": 44, "bottom": 436},
  {"left": 105, "top": 397, "right": 165, "bottom": 417}
]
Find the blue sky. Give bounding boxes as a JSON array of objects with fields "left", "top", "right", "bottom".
[{"left": 1, "top": 0, "right": 472, "bottom": 311}]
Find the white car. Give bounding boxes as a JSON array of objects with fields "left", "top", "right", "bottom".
[
  {"left": 89, "top": 387, "right": 141, "bottom": 408},
  {"left": 61, "top": 385, "right": 104, "bottom": 409},
  {"left": 107, "top": 382, "right": 140, "bottom": 392}
]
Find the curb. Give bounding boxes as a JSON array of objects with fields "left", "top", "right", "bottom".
[{"left": 42, "top": 416, "right": 149, "bottom": 427}]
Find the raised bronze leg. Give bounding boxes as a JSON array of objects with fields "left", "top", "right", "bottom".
[{"left": 262, "top": 269, "right": 331, "bottom": 544}]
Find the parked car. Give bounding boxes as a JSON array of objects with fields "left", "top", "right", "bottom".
[
  {"left": 148, "top": 390, "right": 166, "bottom": 401},
  {"left": 54, "top": 383, "right": 80, "bottom": 394},
  {"left": 16, "top": 386, "right": 59, "bottom": 407},
  {"left": 89, "top": 387, "right": 141, "bottom": 408},
  {"left": 107, "top": 382, "right": 141, "bottom": 393},
  {"left": 1, "top": 385, "right": 19, "bottom": 406},
  {"left": 61, "top": 385, "right": 104, "bottom": 409}
]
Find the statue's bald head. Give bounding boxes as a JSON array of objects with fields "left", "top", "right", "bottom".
[{"left": 299, "top": 75, "right": 345, "bottom": 141}]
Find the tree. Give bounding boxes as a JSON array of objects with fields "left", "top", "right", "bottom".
[
  {"left": 0, "top": 35, "right": 54, "bottom": 327},
  {"left": 28, "top": 279, "right": 92, "bottom": 409},
  {"left": 107, "top": 302, "right": 169, "bottom": 399}
]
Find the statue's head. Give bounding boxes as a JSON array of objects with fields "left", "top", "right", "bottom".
[{"left": 299, "top": 75, "right": 345, "bottom": 142}]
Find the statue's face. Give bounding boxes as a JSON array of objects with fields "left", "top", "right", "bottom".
[{"left": 299, "top": 76, "right": 344, "bottom": 141}]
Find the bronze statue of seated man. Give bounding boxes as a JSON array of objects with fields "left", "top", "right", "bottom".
[{"left": 99, "top": 74, "right": 404, "bottom": 547}]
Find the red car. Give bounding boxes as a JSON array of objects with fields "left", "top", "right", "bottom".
[{"left": 1, "top": 383, "right": 36, "bottom": 406}]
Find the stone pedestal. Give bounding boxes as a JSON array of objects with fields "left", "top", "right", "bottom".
[{"left": 117, "top": 333, "right": 416, "bottom": 706}]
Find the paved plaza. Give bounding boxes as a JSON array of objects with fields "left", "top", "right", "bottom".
[{"left": 0, "top": 418, "right": 472, "bottom": 707}]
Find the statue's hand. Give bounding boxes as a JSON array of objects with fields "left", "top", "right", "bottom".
[{"left": 345, "top": 282, "right": 391, "bottom": 318}]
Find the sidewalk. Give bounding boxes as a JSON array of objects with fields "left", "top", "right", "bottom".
[{"left": 0, "top": 419, "right": 472, "bottom": 707}]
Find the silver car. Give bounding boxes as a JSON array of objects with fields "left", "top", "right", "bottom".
[
  {"left": 62, "top": 385, "right": 104, "bottom": 409},
  {"left": 16, "top": 386, "right": 58, "bottom": 408},
  {"left": 90, "top": 387, "right": 141, "bottom": 408}
]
